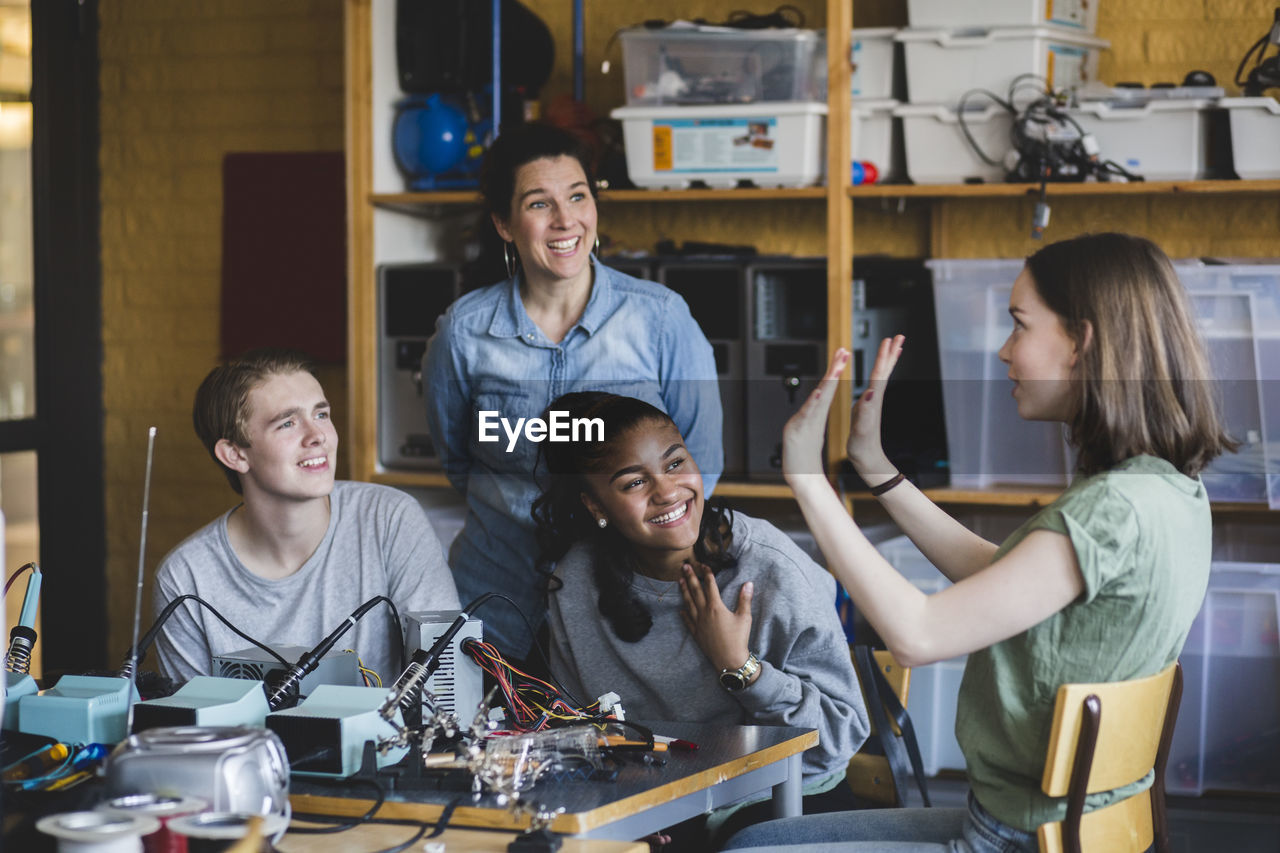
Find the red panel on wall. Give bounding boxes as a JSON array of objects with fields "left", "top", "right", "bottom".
[{"left": 221, "top": 151, "right": 346, "bottom": 364}]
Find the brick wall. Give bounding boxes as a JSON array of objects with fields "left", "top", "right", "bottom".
[{"left": 98, "top": 0, "right": 345, "bottom": 661}]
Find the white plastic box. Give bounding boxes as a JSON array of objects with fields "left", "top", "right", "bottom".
[
  {"left": 1167, "top": 561, "right": 1280, "bottom": 795},
  {"left": 619, "top": 26, "right": 824, "bottom": 106},
  {"left": 850, "top": 99, "right": 899, "bottom": 181},
  {"left": 1069, "top": 99, "right": 1215, "bottom": 181},
  {"left": 851, "top": 28, "right": 898, "bottom": 100},
  {"left": 611, "top": 102, "right": 827, "bottom": 190},
  {"left": 927, "top": 259, "right": 1072, "bottom": 487},
  {"left": 1219, "top": 97, "right": 1280, "bottom": 179},
  {"left": 896, "top": 104, "right": 1012, "bottom": 184},
  {"left": 908, "top": 0, "right": 1099, "bottom": 33},
  {"left": 897, "top": 26, "right": 1108, "bottom": 107},
  {"left": 875, "top": 536, "right": 968, "bottom": 777}
]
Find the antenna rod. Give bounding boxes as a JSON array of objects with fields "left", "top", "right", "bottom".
[{"left": 124, "top": 427, "right": 157, "bottom": 733}]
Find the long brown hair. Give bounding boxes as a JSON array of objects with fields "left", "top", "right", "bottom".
[{"left": 1024, "top": 233, "right": 1235, "bottom": 477}]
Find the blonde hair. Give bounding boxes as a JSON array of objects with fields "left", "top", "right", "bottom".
[{"left": 1024, "top": 233, "right": 1235, "bottom": 476}]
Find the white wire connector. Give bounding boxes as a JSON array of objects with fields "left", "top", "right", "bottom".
[{"left": 597, "top": 691, "right": 625, "bottom": 721}]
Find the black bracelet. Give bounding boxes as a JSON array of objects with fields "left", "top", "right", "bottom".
[{"left": 868, "top": 472, "right": 906, "bottom": 497}]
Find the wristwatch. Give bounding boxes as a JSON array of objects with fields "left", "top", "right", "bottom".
[{"left": 718, "top": 652, "right": 761, "bottom": 692}]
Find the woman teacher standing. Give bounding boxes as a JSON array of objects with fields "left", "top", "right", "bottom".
[{"left": 423, "top": 123, "right": 723, "bottom": 664}]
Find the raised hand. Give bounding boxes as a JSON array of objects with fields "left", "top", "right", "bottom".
[
  {"left": 847, "top": 335, "right": 905, "bottom": 476},
  {"left": 679, "top": 560, "right": 754, "bottom": 674},
  {"left": 781, "top": 348, "right": 850, "bottom": 480}
]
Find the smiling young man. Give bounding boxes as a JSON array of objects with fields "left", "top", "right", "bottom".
[{"left": 152, "top": 349, "right": 460, "bottom": 684}]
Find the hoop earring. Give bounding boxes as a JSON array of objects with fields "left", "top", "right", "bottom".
[
  {"left": 503, "top": 242, "right": 517, "bottom": 279},
  {"left": 593, "top": 236, "right": 601, "bottom": 257}
]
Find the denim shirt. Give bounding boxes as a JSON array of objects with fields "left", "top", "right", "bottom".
[{"left": 422, "top": 261, "right": 723, "bottom": 656}]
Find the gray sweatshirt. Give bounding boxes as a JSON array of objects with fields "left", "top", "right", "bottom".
[{"left": 547, "top": 511, "right": 869, "bottom": 782}]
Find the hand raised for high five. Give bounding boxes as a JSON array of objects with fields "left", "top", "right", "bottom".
[
  {"left": 781, "top": 337, "right": 905, "bottom": 484},
  {"left": 847, "top": 335, "right": 905, "bottom": 476}
]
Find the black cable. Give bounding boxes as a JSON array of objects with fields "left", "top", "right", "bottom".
[
  {"left": 287, "top": 778, "right": 386, "bottom": 834},
  {"left": 1235, "top": 32, "right": 1270, "bottom": 89},
  {"left": 956, "top": 88, "right": 1014, "bottom": 167},
  {"left": 127, "top": 594, "right": 289, "bottom": 672}
]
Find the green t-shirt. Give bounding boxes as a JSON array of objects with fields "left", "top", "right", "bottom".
[{"left": 956, "top": 454, "right": 1211, "bottom": 832}]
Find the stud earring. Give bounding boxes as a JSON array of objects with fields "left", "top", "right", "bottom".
[
  {"left": 597, "top": 517, "right": 608, "bottom": 529},
  {"left": 503, "top": 242, "right": 517, "bottom": 279}
]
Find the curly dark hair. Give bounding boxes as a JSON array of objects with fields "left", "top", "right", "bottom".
[{"left": 532, "top": 391, "right": 735, "bottom": 642}]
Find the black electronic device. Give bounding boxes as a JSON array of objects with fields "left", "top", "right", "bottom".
[
  {"left": 656, "top": 259, "right": 747, "bottom": 479},
  {"left": 1236, "top": 7, "right": 1280, "bottom": 96},
  {"left": 378, "top": 263, "right": 463, "bottom": 470},
  {"left": 396, "top": 0, "right": 554, "bottom": 98},
  {"left": 745, "top": 260, "right": 827, "bottom": 479}
]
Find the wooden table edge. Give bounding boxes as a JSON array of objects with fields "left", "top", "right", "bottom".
[{"left": 289, "top": 728, "right": 818, "bottom": 834}]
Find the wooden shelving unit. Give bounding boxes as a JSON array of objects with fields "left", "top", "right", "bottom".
[{"left": 344, "top": 1, "right": 1275, "bottom": 514}]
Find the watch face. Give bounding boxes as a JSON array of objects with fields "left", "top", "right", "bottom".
[{"left": 719, "top": 671, "right": 744, "bottom": 691}]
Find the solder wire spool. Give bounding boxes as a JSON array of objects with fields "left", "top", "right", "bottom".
[
  {"left": 167, "top": 812, "right": 288, "bottom": 853},
  {"left": 35, "top": 810, "right": 160, "bottom": 853},
  {"left": 96, "top": 793, "right": 208, "bottom": 853}
]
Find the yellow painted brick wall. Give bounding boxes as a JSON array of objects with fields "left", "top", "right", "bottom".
[{"left": 98, "top": 0, "right": 346, "bottom": 662}]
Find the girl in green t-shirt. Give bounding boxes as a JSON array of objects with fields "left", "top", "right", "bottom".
[{"left": 725, "top": 232, "right": 1235, "bottom": 853}]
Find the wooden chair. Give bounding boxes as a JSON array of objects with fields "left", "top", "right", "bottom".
[
  {"left": 1037, "top": 661, "right": 1183, "bottom": 853},
  {"left": 847, "top": 648, "right": 916, "bottom": 805}
]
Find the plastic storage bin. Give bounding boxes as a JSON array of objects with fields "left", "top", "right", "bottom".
[
  {"left": 851, "top": 28, "right": 898, "bottom": 99},
  {"left": 1069, "top": 98, "right": 1215, "bottom": 181},
  {"left": 850, "top": 99, "right": 899, "bottom": 181},
  {"left": 1167, "top": 561, "right": 1280, "bottom": 795},
  {"left": 928, "top": 259, "right": 1073, "bottom": 487},
  {"left": 908, "top": 0, "right": 1098, "bottom": 32},
  {"left": 619, "top": 26, "right": 824, "bottom": 106},
  {"left": 611, "top": 102, "right": 827, "bottom": 189},
  {"left": 897, "top": 26, "right": 1108, "bottom": 107},
  {"left": 896, "top": 103, "right": 1013, "bottom": 184},
  {"left": 1219, "top": 97, "right": 1280, "bottom": 179},
  {"left": 1178, "top": 263, "right": 1280, "bottom": 508},
  {"left": 875, "top": 536, "right": 968, "bottom": 777}
]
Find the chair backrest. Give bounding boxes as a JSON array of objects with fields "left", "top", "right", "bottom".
[
  {"left": 1037, "top": 661, "right": 1183, "bottom": 853},
  {"left": 847, "top": 649, "right": 912, "bottom": 805}
]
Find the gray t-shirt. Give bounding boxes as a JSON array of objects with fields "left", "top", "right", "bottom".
[
  {"left": 152, "top": 481, "right": 460, "bottom": 683},
  {"left": 547, "top": 511, "right": 870, "bottom": 782}
]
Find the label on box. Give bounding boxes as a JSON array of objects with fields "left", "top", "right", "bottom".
[
  {"left": 1046, "top": 45, "right": 1090, "bottom": 90},
  {"left": 1046, "top": 0, "right": 1091, "bottom": 28},
  {"left": 651, "top": 118, "right": 779, "bottom": 173}
]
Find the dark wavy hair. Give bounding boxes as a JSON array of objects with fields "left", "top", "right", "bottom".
[
  {"left": 532, "top": 392, "right": 736, "bottom": 642},
  {"left": 1024, "top": 233, "right": 1236, "bottom": 476}
]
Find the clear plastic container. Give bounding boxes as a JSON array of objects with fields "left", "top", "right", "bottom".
[
  {"left": 927, "top": 259, "right": 1073, "bottom": 488},
  {"left": 1167, "top": 561, "right": 1280, "bottom": 795},
  {"left": 620, "top": 25, "right": 825, "bottom": 106},
  {"left": 1178, "top": 263, "right": 1280, "bottom": 508},
  {"left": 875, "top": 536, "right": 967, "bottom": 777}
]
